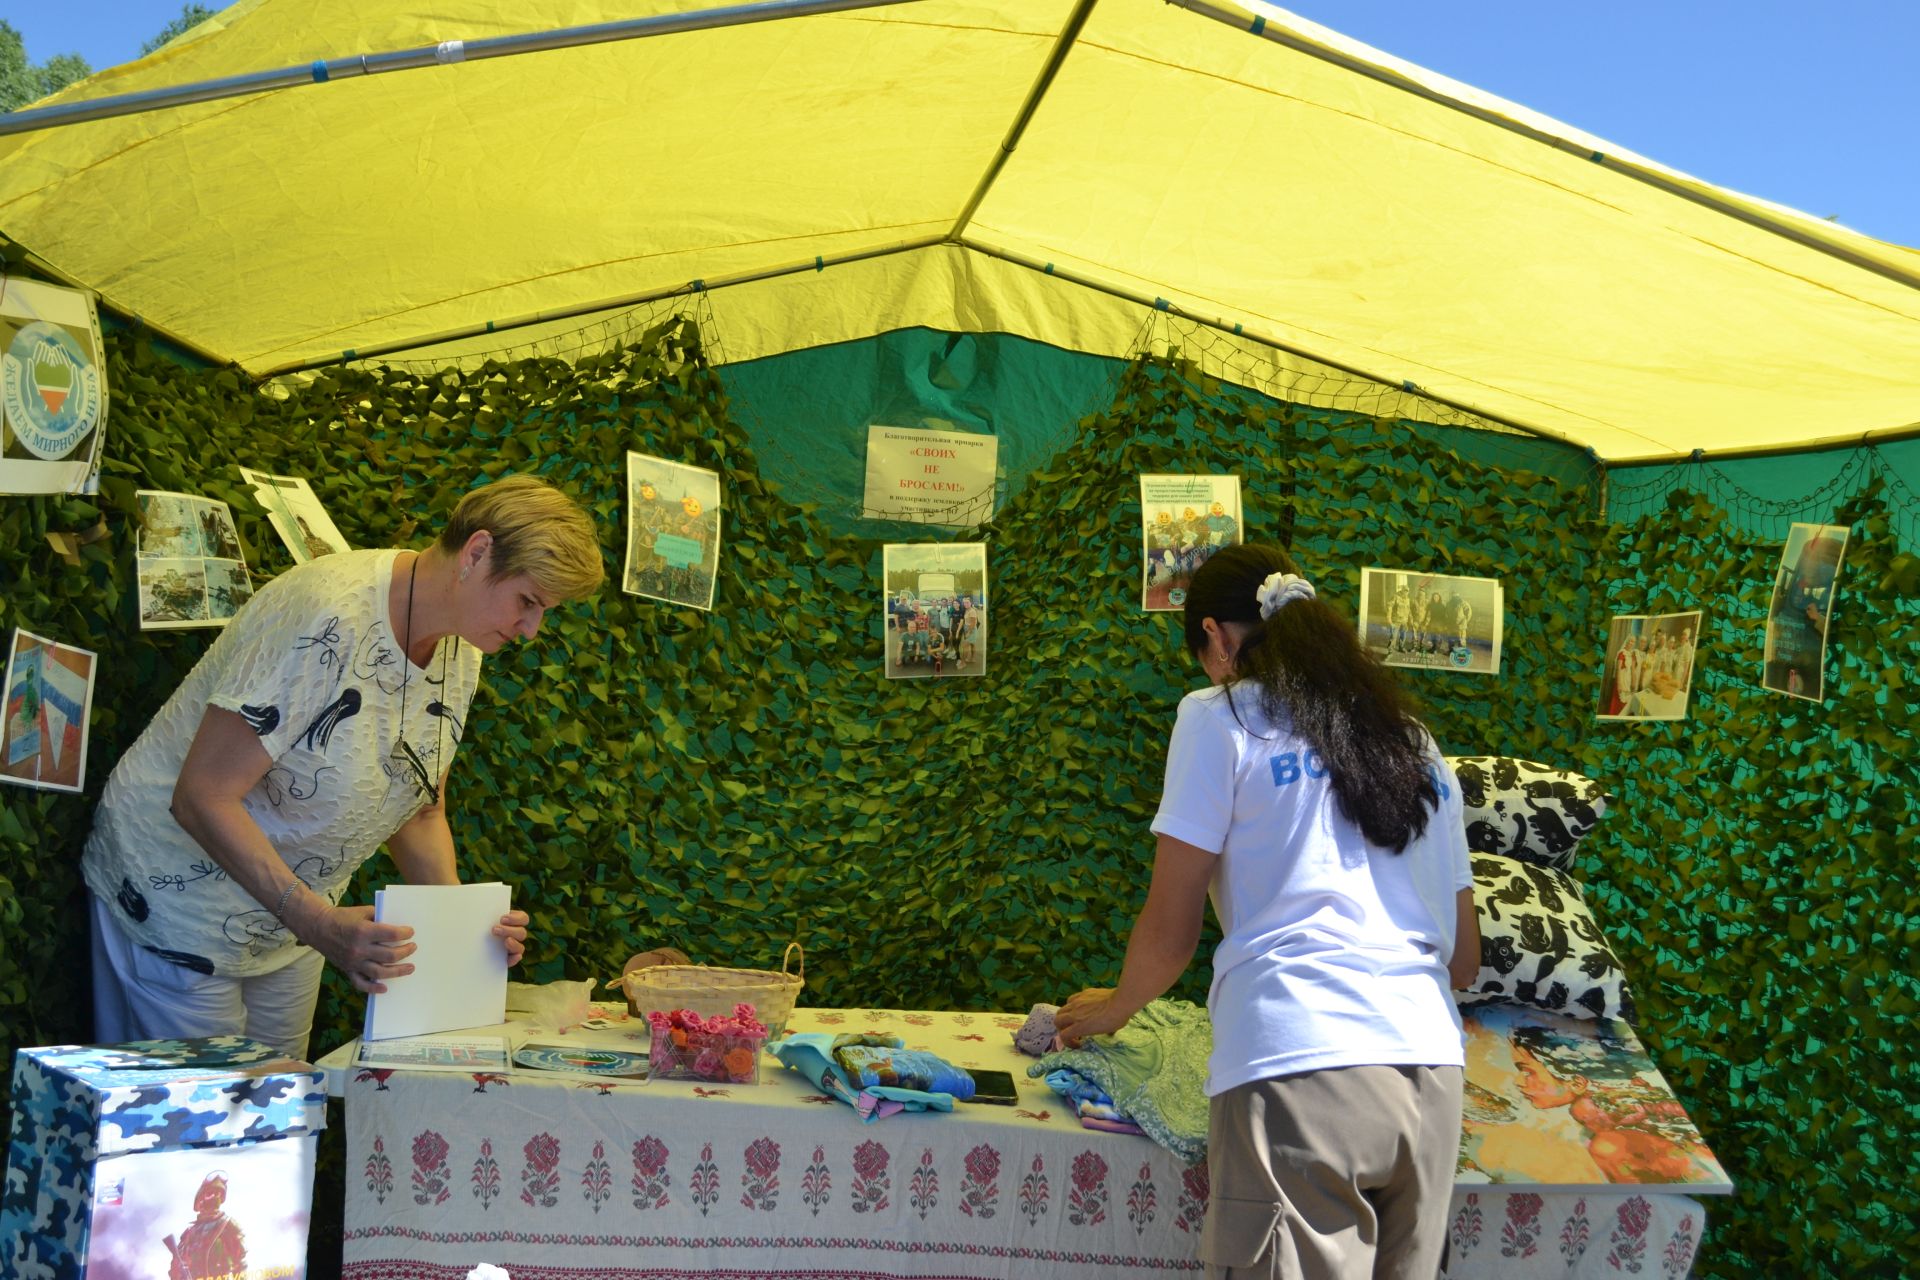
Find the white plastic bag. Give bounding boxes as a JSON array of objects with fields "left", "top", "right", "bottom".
[{"left": 504, "top": 978, "right": 594, "bottom": 1033}]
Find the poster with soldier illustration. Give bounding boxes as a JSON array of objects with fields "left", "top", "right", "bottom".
[
  {"left": 1140, "top": 475, "right": 1241, "bottom": 611},
  {"left": 135, "top": 490, "right": 254, "bottom": 630},
  {"left": 1358, "top": 567, "right": 1504, "bottom": 675},
  {"left": 238, "top": 466, "right": 351, "bottom": 563},
  {"left": 624, "top": 452, "right": 722, "bottom": 611}
]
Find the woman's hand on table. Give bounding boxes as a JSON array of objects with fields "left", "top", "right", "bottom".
[
  {"left": 494, "top": 910, "right": 531, "bottom": 966},
  {"left": 313, "top": 904, "right": 416, "bottom": 994},
  {"left": 1055, "top": 987, "right": 1134, "bottom": 1048}
]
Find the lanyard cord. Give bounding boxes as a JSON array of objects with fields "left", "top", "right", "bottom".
[{"left": 399, "top": 553, "right": 449, "bottom": 802}]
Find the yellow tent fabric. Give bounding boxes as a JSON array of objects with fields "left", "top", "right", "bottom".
[{"left": 2, "top": 0, "right": 1916, "bottom": 461}]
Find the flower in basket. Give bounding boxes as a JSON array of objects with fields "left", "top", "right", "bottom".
[
  {"left": 723, "top": 1047, "right": 757, "bottom": 1082},
  {"left": 694, "top": 1048, "right": 724, "bottom": 1079}
]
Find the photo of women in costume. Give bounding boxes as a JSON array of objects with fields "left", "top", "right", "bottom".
[
  {"left": 1761, "top": 522, "right": 1848, "bottom": 702},
  {"left": 883, "top": 543, "right": 987, "bottom": 679},
  {"left": 1139, "top": 474, "right": 1241, "bottom": 611},
  {"left": 623, "top": 452, "right": 723, "bottom": 611},
  {"left": 1596, "top": 610, "right": 1703, "bottom": 721},
  {"left": 1357, "top": 567, "right": 1504, "bottom": 674}
]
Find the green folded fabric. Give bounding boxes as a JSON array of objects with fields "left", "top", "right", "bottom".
[{"left": 1032, "top": 997, "right": 1213, "bottom": 1162}]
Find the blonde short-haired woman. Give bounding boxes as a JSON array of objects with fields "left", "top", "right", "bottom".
[{"left": 82, "top": 473, "right": 604, "bottom": 1058}]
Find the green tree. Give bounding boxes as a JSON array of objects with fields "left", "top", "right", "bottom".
[
  {"left": 0, "top": 20, "right": 92, "bottom": 113},
  {"left": 141, "top": 4, "right": 221, "bottom": 57}
]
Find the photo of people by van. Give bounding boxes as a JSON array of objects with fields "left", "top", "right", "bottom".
[
  {"left": 624, "top": 452, "right": 723, "bottom": 611},
  {"left": 1357, "top": 567, "right": 1504, "bottom": 675},
  {"left": 135, "top": 490, "right": 254, "bottom": 629},
  {"left": 1762, "top": 522, "right": 1849, "bottom": 703},
  {"left": 2, "top": 628, "right": 97, "bottom": 794},
  {"left": 1596, "top": 610, "right": 1703, "bottom": 721},
  {"left": 1140, "top": 474, "right": 1241, "bottom": 611},
  {"left": 884, "top": 543, "right": 987, "bottom": 680}
]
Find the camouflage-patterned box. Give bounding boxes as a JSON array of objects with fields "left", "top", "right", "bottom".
[{"left": 2, "top": 1034, "right": 325, "bottom": 1279}]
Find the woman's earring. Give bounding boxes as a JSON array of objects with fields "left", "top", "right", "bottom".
[{"left": 460, "top": 567, "right": 469, "bottom": 582}]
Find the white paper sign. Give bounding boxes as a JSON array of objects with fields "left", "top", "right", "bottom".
[
  {"left": 863, "top": 425, "right": 997, "bottom": 526},
  {"left": 364, "top": 882, "right": 512, "bottom": 1040}
]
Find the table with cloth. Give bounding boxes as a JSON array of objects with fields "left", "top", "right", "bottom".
[{"left": 322, "top": 1007, "right": 1713, "bottom": 1280}]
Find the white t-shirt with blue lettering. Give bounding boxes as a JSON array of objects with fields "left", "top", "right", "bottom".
[{"left": 1151, "top": 684, "right": 1472, "bottom": 1095}]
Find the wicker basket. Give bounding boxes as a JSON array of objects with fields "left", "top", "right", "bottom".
[{"left": 608, "top": 943, "right": 806, "bottom": 1040}]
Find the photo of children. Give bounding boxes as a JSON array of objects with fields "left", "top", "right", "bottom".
[
  {"left": 239, "top": 466, "right": 351, "bottom": 562},
  {"left": 1357, "top": 567, "right": 1504, "bottom": 675},
  {"left": 136, "top": 491, "right": 254, "bottom": 630},
  {"left": 1457, "top": 1002, "right": 1731, "bottom": 1192},
  {"left": 1140, "top": 474, "right": 1241, "bottom": 611},
  {"left": 1596, "top": 610, "right": 1703, "bottom": 721},
  {"left": 623, "top": 452, "right": 723, "bottom": 611},
  {"left": 1762, "top": 522, "right": 1849, "bottom": 702},
  {"left": 2, "top": 627, "right": 98, "bottom": 794},
  {"left": 884, "top": 543, "right": 987, "bottom": 680}
]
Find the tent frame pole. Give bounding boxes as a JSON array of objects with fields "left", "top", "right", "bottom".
[
  {"left": 1166, "top": 0, "right": 1920, "bottom": 297},
  {"left": 0, "top": 0, "right": 930, "bottom": 137},
  {"left": 956, "top": 238, "right": 1580, "bottom": 449},
  {"left": 255, "top": 235, "right": 950, "bottom": 377},
  {"left": 947, "top": 0, "right": 1101, "bottom": 242},
  {"left": 1604, "top": 421, "right": 1920, "bottom": 466}
]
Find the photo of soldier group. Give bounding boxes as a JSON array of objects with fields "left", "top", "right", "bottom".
[
  {"left": 135, "top": 491, "right": 254, "bottom": 630},
  {"left": 1357, "top": 567, "right": 1504, "bottom": 675},
  {"left": 624, "top": 452, "right": 722, "bottom": 611},
  {"left": 883, "top": 544, "right": 987, "bottom": 680},
  {"left": 1140, "top": 474, "right": 1241, "bottom": 611},
  {"left": 1762, "top": 522, "right": 1848, "bottom": 702},
  {"left": 1596, "top": 610, "right": 1703, "bottom": 722}
]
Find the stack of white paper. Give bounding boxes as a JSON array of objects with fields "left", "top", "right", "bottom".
[{"left": 363, "top": 882, "right": 511, "bottom": 1041}]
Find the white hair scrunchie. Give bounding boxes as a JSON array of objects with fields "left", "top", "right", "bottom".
[{"left": 1255, "top": 571, "right": 1316, "bottom": 619}]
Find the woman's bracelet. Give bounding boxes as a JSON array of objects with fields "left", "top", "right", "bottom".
[{"left": 271, "top": 879, "right": 301, "bottom": 925}]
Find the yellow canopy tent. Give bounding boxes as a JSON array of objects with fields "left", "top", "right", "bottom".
[{"left": 1, "top": 0, "right": 1916, "bottom": 461}]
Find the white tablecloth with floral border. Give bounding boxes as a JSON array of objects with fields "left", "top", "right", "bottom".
[{"left": 338, "top": 1008, "right": 1704, "bottom": 1279}]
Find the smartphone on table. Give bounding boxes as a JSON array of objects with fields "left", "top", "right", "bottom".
[{"left": 964, "top": 1068, "right": 1021, "bottom": 1105}]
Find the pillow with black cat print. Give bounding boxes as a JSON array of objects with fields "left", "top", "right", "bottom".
[
  {"left": 1446, "top": 756, "right": 1610, "bottom": 871},
  {"left": 1463, "top": 851, "right": 1636, "bottom": 1023}
]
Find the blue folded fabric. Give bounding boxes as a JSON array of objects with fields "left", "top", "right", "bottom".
[
  {"left": 1044, "top": 1068, "right": 1115, "bottom": 1108},
  {"left": 834, "top": 1043, "right": 976, "bottom": 1099},
  {"left": 770, "top": 1034, "right": 957, "bottom": 1123}
]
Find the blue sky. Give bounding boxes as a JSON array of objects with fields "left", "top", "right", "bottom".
[{"left": 11, "top": 1, "right": 1918, "bottom": 247}]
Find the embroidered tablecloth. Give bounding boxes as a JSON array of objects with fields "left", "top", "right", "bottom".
[{"left": 338, "top": 1008, "right": 1704, "bottom": 1279}]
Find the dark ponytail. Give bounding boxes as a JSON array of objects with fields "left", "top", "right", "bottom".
[{"left": 1183, "top": 544, "right": 1438, "bottom": 852}]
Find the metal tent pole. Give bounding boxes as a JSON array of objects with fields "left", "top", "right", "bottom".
[
  {"left": 257, "top": 234, "right": 949, "bottom": 377},
  {"left": 947, "top": 0, "right": 1101, "bottom": 242},
  {"left": 957, "top": 237, "right": 1585, "bottom": 449},
  {"left": 0, "top": 0, "right": 929, "bottom": 137}
]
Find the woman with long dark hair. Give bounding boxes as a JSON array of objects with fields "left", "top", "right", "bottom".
[{"left": 1056, "top": 543, "right": 1479, "bottom": 1280}]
